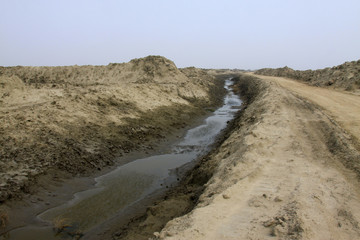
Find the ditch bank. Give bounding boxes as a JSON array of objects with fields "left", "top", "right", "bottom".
[
  {"left": 0, "top": 56, "right": 226, "bottom": 204},
  {"left": 0, "top": 77, "right": 241, "bottom": 240},
  {"left": 114, "top": 73, "right": 360, "bottom": 240},
  {"left": 107, "top": 74, "right": 264, "bottom": 240},
  {"left": 0, "top": 56, "right": 228, "bottom": 236}
]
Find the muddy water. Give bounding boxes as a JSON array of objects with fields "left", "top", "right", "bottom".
[{"left": 1, "top": 80, "right": 241, "bottom": 240}]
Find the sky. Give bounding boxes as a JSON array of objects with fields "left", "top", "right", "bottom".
[{"left": 1, "top": 0, "right": 359, "bottom": 70}]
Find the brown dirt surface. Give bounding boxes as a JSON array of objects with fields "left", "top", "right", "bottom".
[
  {"left": 252, "top": 73, "right": 360, "bottom": 151},
  {"left": 0, "top": 56, "right": 226, "bottom": 203},
  {"left": 255, "top": 60, "right": 360, "bottom": 92},
  {"left": 126, "top": 73, "right": 360, "bottom": 240}
]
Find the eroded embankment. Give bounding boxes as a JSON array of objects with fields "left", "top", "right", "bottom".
[
  {"left": 0, "top": 56, "right": 226, "bottom": 203},
  {"left": 108, "top": 75, "right": 263, "bottom": 240},
  {"left": 116, "top": 73, "right": 360, "bottom": 240}
]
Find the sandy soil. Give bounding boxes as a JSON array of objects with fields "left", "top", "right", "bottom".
[
  {"left": 2, "top": 58, "right": 360, "bottom": 240},
  {"left": 255, "top": 60, "right": 360, "bottom": 91},
  {"left": 252, "top": 73, "right": 360, "bottom": 147},
  {"left": 0, "top": 56, "right": 226, "bottom": 204},
  {"left": 133, "top": 74, "right": 360, "bottom": 240}
]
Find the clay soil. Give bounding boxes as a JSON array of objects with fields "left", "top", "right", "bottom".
[{"left": 115, "top": 73, "right": 360, "bottom": 240}]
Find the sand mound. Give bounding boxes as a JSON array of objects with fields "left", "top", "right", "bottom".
[
  {"left": 255, "top": 60, "right": 360, "bottom": 91},
  {"left": 0, "top": 56, "right": 187, "bottom": 86},
  {"left": 128, "top": 56, "right": 182, "bottom": 83},
  {"left": 0, "top": 75, "right": 25, "bottom": 92}
]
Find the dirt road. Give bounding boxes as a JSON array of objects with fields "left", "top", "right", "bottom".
[
  {"left": 154, "top": 74, "right": 360, "bottom": 240},
  {"left": 253, "top": 73, "right": 360, "bottom": 147}
]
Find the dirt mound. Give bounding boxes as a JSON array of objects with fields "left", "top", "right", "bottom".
[
  {"left": 0, "top": 75, "right": 25, "bottom": 91},
  {"left": 0, "top": 56, "right": 189, "bottom": 86},
  {"left": 0, "top": 56, "right": 226, "bottom": 203},
  {"left": 255, "top": 60, "right": 360, "bottom": 91},
  {"left": 128, "top": 56, "right": 182, "bottom": 83}
]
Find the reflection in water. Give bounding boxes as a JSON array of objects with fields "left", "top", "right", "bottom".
[
  {"left": 2, "top": 79, "right": 242, "bottom": 240},
  {"left": 41, "top": 172, "right": 157, "bottom": 231}
]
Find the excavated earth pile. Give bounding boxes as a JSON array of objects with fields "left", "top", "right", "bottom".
[
  {"left": 255, "top": 60, "right": 360, "bottom": 91},
  {"left": 0, "top": 56, "right": 226, "bottom": 203}
]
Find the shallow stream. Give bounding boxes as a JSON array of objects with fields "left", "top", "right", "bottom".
[{"left": 1, "top": 79, "right": 242, "bottom": 239}]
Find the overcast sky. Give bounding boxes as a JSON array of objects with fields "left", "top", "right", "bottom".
[{"left": 1, "top": 0, "right": 359, "bottom": 70}]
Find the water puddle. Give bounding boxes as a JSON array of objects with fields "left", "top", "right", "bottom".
[{"left": 1, "top": 79, "right": 242, "bottom": 239}]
